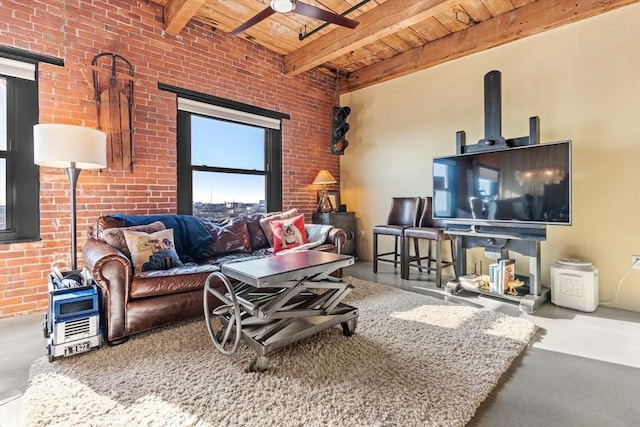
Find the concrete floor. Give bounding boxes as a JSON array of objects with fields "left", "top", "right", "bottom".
[{"left": 1, "top": 261, "right": 639, "bottom": 426}]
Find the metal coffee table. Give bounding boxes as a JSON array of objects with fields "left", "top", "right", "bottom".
[{"left": 203, "top": 251, "right": 358, "bottom": 372}]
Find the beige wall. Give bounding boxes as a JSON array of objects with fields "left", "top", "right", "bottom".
[{"left": 340, "top": 4, "right": 640, "bottom": 312}]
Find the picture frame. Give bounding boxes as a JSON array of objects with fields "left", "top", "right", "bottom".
[{"left": 317, "top": 190, "right": 340, "bottom": 212}]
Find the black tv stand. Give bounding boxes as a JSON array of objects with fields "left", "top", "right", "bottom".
[
  {"left": 441, "top": 70, "right": 553, "bottom": 313},
  {"left": 444, "top": 224, "right": 550, "bottom": 313}
]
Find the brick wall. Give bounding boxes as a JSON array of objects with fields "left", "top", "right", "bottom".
[{"left": 0, "top": 0, "right": 340, "bottom": 317}]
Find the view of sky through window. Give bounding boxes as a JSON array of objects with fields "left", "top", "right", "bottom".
[{"left": 191, "top": 115, "right": 265, "bottom": 204}]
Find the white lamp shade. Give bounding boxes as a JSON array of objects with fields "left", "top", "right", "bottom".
[{"left": 34, "top": 124, "right": 107, "bottom": 169}]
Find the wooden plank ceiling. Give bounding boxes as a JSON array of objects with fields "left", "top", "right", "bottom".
[{"left": 150, "top": 0, "right": 636, "bottom": 93}]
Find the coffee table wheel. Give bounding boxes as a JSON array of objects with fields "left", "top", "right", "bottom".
[
  {"left": 341, "top": 317, "right": 358, "bottom": 337},
  {"left": 204, "top": 272, "right": 242, "bottom": 356},
  {"left": 249, "top": 356, "right": 270, "bottom": 372}
]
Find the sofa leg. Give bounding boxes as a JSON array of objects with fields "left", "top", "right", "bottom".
[{"left": 107, "top": 336, "right": 129, "bottom": 346}]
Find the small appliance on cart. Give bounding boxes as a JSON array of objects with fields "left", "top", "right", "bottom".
[{"left": 44, "top": 268, "right": 101, "bottom": 362}]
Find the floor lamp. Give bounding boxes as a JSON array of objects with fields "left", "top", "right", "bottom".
[
  {"left": 34, "top": 124, "right": 107, "bottom": 271},
  {"left": 313, "top": 169, "right": 337, "bottom": 213}
]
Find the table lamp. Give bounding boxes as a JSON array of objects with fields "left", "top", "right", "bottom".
[
  {"left": 34, "top": 124, "right": 107, "bottom": 271},
  {"left": 312, "top": 169, "right": 337, "bottom": 212}
]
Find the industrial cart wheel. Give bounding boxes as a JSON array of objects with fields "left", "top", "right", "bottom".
[
  {"left": 203, "top": 272, "right": 242, "bottom": 356},
  {"left": 249, "top": 356, "right": 270, "bottom": 372},
  {"left": 341, "top": 317, "right": 358, "bottom": 337}
]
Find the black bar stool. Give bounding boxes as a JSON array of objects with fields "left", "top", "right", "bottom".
[
  {"left": 372, "top": 197, "right": 422, "bottom": 274},
  {"left": 402, "top": 197, "right": 456, "bottom": 287}
]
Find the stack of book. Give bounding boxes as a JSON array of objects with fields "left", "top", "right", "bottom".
[
  {"left": 458, "top": 273, "right": 484, "bottom": 291},
  {"left": 487, "top": 259, "right": 515, "bottom": 295}
]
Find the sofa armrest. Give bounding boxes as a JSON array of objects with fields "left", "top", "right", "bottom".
[
  {"left": 82, "top": 238, "right": 133, "bottom": 342},
  {"left": 326, "top": 228, "right": 347, "bottom": 254}
]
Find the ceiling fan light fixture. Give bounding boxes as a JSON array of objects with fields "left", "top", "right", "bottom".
[{"left": 270, "top": 0, "right": 295, "bottom": 13}]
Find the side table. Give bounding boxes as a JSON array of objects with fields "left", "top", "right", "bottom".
[{"left": 312, "top": 211, "right": 357, "bottom": 255}]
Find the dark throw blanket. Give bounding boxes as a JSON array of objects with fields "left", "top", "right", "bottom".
[{"left": 110, "top": 214, "right": 212, "bottom": 262}]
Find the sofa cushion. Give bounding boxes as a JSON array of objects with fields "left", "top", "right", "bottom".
[
  {"left": 270, "top": 214, "right": 308, "bottom": 253},
  {"left": 123, "top": 228, "right": 184, "bottom": 273},
  {"left": 201, "top": 217, "right": 252, "bottom": 257},
  {"left": 259, "top": 208, "right": 299, "bottom": 247},
  {"left": 100, "top": 221, "right": 166, "bottom": 259},
  {"left": 245, "top": 214, "right": 269, "bottom": 250},
  {"left": 129, "top": 264, "right": 220, "bottom": 298}
]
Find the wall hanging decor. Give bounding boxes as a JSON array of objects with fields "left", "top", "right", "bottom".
[{"left": 92, "top": 53, "right": 134, "bottom": 171}]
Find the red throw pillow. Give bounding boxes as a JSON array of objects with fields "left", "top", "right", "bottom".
[
  {"left": 269, "top": 214, "right": 308, "bottom": 253},
  {"left": 259, "top": 208, "right": 299, "bottom": 247}
]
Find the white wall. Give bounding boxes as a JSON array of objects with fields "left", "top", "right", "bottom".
[{"left": 340, "top": 3, "right": 640, "bottom": 312}]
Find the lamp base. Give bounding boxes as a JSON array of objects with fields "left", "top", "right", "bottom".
[
  {"left": 66, "top": 166, "right": 81, "bottom": 271},
  {"left": 317, "top": 190, "right": 334, "bottom": 213}
]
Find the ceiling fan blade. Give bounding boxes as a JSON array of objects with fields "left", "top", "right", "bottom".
[
  {"left": 294, "top": 2, "right": 359, "bottom": 29},
  {"left": 229, "top": 7, "right": 276, "bottom": 36}
]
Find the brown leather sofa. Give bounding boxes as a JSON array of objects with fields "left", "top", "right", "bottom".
[{"left": 83, "top": 212, "right": 347, "bottom": 344}]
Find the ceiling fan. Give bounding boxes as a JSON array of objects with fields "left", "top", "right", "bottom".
[{"left": 229, "top": 0, "right": 359, "bottom": 36}]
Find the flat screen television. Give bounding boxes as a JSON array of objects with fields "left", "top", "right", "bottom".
[{"left": 432, "top": 140, "right": 571, "bottom": 227}]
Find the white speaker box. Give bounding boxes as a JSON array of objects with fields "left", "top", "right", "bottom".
[{"left": 550, "top": 258, "right": 599, "bottom": 312}]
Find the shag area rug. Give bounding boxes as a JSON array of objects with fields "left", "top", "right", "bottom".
[{"left": 24, "top": 277, "right": 536, "bottom": 426}]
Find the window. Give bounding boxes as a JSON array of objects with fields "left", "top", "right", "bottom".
[
  {"left": 190, "top": 115, "right": 266, "bottom": 220},
  {"left": 173, "top": 92, "right": 289, "bottom": 220},
  {"left": 0, "top": 56, "right": 39, "bottom": 243}
]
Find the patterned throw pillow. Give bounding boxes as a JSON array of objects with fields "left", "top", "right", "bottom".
[
  {"left": 269, "top": 214, "right": 308, "bottom": 253},
  {"left": 122, "top": 228, "right": 184, "bottom": 273},
  {"left": 100, "top": 221, "right": 166, "bottom": 259},
  {"left": 259, "top": 208, "right": 299, "bottom": 247}
]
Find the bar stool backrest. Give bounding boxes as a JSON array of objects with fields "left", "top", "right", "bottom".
[
  {"left": 417, "top": 196, "right": 448, "bottom": 228},
  {"left": 387, "top": 197, "right": 422, "bottom": 227}
]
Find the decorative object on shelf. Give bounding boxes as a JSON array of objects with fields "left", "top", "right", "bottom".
[
  {"left": 312, "top": 169, "right": 337, "bottom": 212},
  {"left": 506, "top": 277, "right": 526, "bottom": 296},
  {"left": 34, "top": 124, "right": 107, "bottom": 270},
  {"left": 331, "top": 106, "right": 351, "bottom": 155},
  {"left": 92, "top": 52, "right": 134, "bottom": 171},
  {"left": 321, "top": 191, "right": 340, "bottom": 213}
]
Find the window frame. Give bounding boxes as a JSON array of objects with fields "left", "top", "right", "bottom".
[
  {"left": 0, "top": 58, "right": 39, "bottom": 243},
  {"left": 0, "top": 46, "right": 63, "bottom": 244},
  {"left": 162, "top": 84, "right": 289, "bottom": 216}
]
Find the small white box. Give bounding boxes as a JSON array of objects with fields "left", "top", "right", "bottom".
[{"left": 550, "top": 259, "right": 599, "bottom": 312}]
